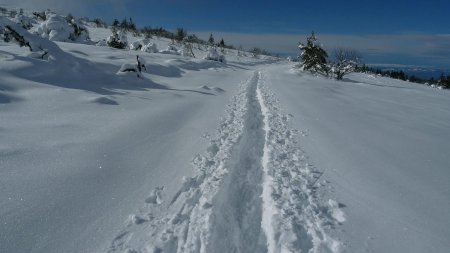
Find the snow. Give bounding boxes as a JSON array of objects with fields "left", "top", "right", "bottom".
[
  {"left": 257, "top": 72, "right": 277, "bottom": 253},
  {"left": 204, "top": 47, "right": 226, "bottom": 63},
  {"left": 141, "top": 42, "right": 158, "bottom": 53},
  {"left": 1, "top": 14, "right": 450, "bottom": 253},
  {"left": 159, "top": 44, "right": 181, "bottom": 55},
  {"left": 266, "top": 66, "right": 450, "bottom": 252},
  {"left": 34, "top": 13, "right": 89, "bottom": 42},
  {"left": 129, "top": 38, "right": 151, "bottom": 50}
]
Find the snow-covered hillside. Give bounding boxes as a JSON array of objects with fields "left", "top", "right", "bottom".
[{"left": 1, "top": 13, "right": 450, "bottom": 253}]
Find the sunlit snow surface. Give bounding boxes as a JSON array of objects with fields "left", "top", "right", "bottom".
[{"left": 1, "top": 17, "right": 450, "bottom": 253}]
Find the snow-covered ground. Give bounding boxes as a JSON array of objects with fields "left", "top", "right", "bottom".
[
  {"left": 266, "top": 67, "right": 450, "bottom": 252},
  {"left": 1, "top": 17, "right": 450, "bottom": 253}
]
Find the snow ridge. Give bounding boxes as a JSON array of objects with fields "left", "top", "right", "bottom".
[
  {"left": 205, "top": 71, "right": 267, "bottom": 252},
  {"left": 257, "top": 71, "right": 277, "bottom": 253},
  {"left": 256, "top": 71, "right": 343, "bottom": 253}
]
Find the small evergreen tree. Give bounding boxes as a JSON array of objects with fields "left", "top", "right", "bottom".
[
  {"left": 94, "top": 18, "right": 106, "bottom": 28},
  {"left": 219, "top": 38, "right": 225, "bottom": 47},
  {"left": 107, "top": 28, "right": 127, "bottom": 49},
  {"left": 2, "top": 25, "right": 32, "bottom": 50},
  {"left": 141, "top": 26, "right": 153, "bottom": 39},
  {"left": 208, "top": 33, "right": 214, "bottom": 45},
  {"left": 128, "top": 18, "right": 137, "bottom": 34},
  {"left": 175, "top": 27, "right": 187, "bottom": 42},
  {"left": 299, "top": 31, "right": 328, "bottom": 74},
  {"left": 9, "top": 10, "right": 17, "bottom": 18},
  {"left": 112, "top": 19, "right": 119, "bottom": 32},
  {"left": 33, "top": 11, "right": 47, "bottom": 21},
  {"left": 120, "top": 18, "right": 128, "bottom": 30},
  {"left": 65, "top": 13, "right": 74, "bottom": 22}
]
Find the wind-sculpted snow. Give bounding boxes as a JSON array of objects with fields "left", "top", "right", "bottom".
[{"left": 106, "top": 71, "right": 344, "bottom": 253}]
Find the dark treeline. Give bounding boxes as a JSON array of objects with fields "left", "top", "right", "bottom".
[
  {"left": 106, "top": 16, "right": 278, "bottom": 56},
  {"left": 356, "top": 65, "right": 450, "bottom": 89},
  {"left": 106, "top": 16, "right": 275, "bottom": 55}
]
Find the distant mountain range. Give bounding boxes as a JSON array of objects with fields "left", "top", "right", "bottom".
[{"left": 368, "top": 64, "right": 450, "bottom": 79}]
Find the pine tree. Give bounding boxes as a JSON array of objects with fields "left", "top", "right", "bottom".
[
  {"left": 112, "top": 19, "right": 119, "bottom": 32},
  {"left": 208, "top": 33, "right": 214, "bottom": 45},
  {"left": 175, "top": 28, "right": 187, "bottom": 42},
  {"left": 299, "top": 31, "right": 328, "bottom": 74},
  {"left": 219, "top": 38, "right": 225, "bottom": 47},
  {"left": 120, "top": 18, "right": 128, "bottom": 30}
]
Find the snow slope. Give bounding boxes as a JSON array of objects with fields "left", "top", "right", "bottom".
[
  {"left": 0, "top": 26, "right": 262, "bottom": 253},
  {"left": 265, "top": 65, "right": 450, "bottom": 252},
  {"left": 1, "top": 18, "right": 450, "bottom": 253}
]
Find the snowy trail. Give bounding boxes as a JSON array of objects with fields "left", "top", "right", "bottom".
[
  {"left": 206, "top": 72, "right": 266, "bottom": 252},
  {"left": 106, "top": 71, "right": 343, "bottom": 253},
  {"left": 256, "top": 71, "right": 343, "bottom": 252}
]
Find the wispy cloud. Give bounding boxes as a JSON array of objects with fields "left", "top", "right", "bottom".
[
  {"left": 2, "top": 1, "right": 449, "bottom": 68},
  {"left": 194, "top": 31, "right": 450, "bottom": 68}
]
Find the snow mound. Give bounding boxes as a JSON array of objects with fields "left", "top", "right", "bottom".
[
  {"left": 117, "top": 63, "right": 138, "bottom": 74},
  {"left": 117, "top": 56, "right": 146, "bottom": 77},
  {"left": 36, "top": 13, "right": 89, "bottom": 42},
  {"left": 180, "top": 43, "right": 195, "bottom": 58},
  {"left": 204, "top": 47, "right": 226, "bottom": 63},
  {"left": 90, "top": 97, "right": 118, "bottom": 105},
  {"left": 12, "top": 14, "right": 34, "bottom": 30},
  {"left": 141, "top": 42, "right": 158, "bottom": 53},
  {"left": 159, "top": 44, "right": 180, "bottom": 55},
  {"left": 145, "top": 187, "right": 164, "bottom": 205},
  {"left": 129, "top": 38, "right": 150, "bottom": 50},
  {"left": 0, "top": 16, "right": 69, "bottom": 57},
  {"left": 96, "top": 39, "right": 107, "bottom": 47},
  {"left": 328, "top": 199, "right": 346, "bottom": 223}
]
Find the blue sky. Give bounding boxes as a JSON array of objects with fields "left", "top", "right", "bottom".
[
  {"left": 3, "top": 0, "right": 450, "bottom": 69},
  {"left": 123, "top": 0, "right": 450, "bottom": 35}
]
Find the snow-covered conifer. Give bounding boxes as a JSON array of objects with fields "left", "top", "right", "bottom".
[
  {"left": 208, "top": 33, "right": 214, "bottom": 45},
  {"left": 299, "top": 31, "right": 328, "bottom": 74},
  {"left": 204, "top": 46, "right": 225, "bottom": 63},
  {"left": 107, "top": 29, "right": 127, "bottom": 49},
  {"left": 175, "top": 27, "right": 187, "bottom": 42},
  {"left": 181, "top": 41, "right": 195, "bottom": 58},
  {"left": 36, "top": 13, "right": 89, "bottom": 42}
]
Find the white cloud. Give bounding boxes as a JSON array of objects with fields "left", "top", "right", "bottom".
[{"left": 194, "top": 31, "right": 450, "bottom": 67}]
